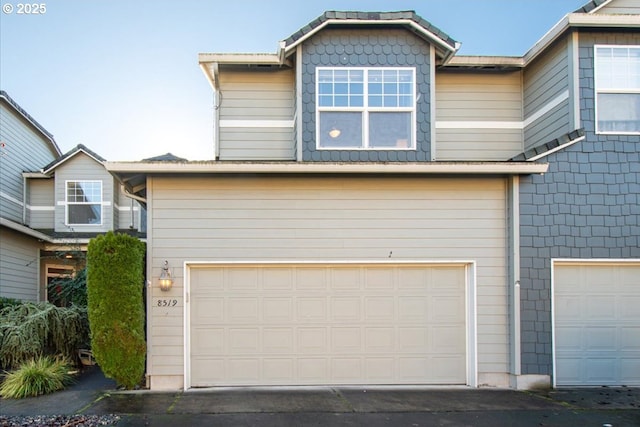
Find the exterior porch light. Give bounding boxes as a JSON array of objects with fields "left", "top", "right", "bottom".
[{"left": 159, "top": 260, "right": 173, "bottom": 291}]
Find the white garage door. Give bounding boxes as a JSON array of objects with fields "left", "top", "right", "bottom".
[
  {"left": 188, "top": 263, "right": 467, "bottom": 387},
  {"left": 554, "top": 262, "right": 640, "bottom": 386}
]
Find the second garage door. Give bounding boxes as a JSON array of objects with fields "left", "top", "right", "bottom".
[
  {"left": 554, "top": 261, "right": 640, "bottom": 386},
  {"left": 188, "top": 262, "right": 468, "bottom": 387}
]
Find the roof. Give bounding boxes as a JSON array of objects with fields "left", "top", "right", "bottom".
[
  {"left": 143, "top": 152, "right": 188, "bottom": 162},
  {"left": 283, "top": 11, "right": 459, "bottom": 60},
  {"left": 41, "top": 144, "right": 106, "bottom": 174},
  {"left": 510, "top": 129, "right": 586, "bottom": 162},
  {"left": 0, "top": 90, "right": 61, "bottom": 156},
  {"left": 574, "top": 0, "right": 611, "bottom": 13}
]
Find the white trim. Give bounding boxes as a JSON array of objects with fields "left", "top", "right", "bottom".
[
  {"left": 28, "top": 205, "right": 55, "bottom": 211},
  {"left": 0, "top": 190, "right": 24, "bottom": 207},
  {"left": 436, "top": 121, "right": 523, "bottom": 129},
  {"left": 526, "top": 135, "right": 585, "bottom": 162},
  {"left": 296, "top": 45, "right": 303, "bottom": 162},
  {"left": 183, "top": 259, "right": 477, "bottom": 390},
  {"left": 219, "top": 119, "right": 294, "bottom": 128},
  {"left": 284, "top": 19, "right": 457, "bottom": 58},
  {"left": 466, "top": 261, "right": 478, "bottom": 388},
  {"left": 523, "top": 91, "right": 569, "bottom": 128},
  {"left": 0, "top": 217, "right": 54, "bottom": 242},
  {"left": 570, "top": 32, "right": 581, "bottom": 130},
  {"left": 551, "top": 258, "right": 640, "bottom": 388},
  {"left": 42, "top": 148, "right": 103, "bottom": 174},
  {"left": 64, "top": 180, "right": 104, "bottom": 227},
  {"left": 436, "top": 90, "right": 569, "bottom": 131},
  {"left": 315, "top": 67, "right": 417, "bottom": 151},
  {"left": 107, "top": 161, "right": 549, "bottom": 175},
  {"left": 594, "top": 44, "right": 640, "bottom": 135},
  {"left": 588, "top": 0, "right": 614, "bottom": 14},
  {"left": 430, "top": 45, "right": 437, "bottom": 161}
]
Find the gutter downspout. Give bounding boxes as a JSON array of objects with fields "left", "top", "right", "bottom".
[
  {"left": 120, "top": 184, "right": 147, "bottom": 205},
  {"left": 509, "top": 176, "right": 522, "bottom": 386}
]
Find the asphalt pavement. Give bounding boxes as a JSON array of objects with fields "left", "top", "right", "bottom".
[{"left": 1, "top": 366, "right": 639, "bottom": 426}]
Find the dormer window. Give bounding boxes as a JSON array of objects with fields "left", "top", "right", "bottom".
[
  {"left": 66, "top": 180, "right": 102, "bottom": 225},
  {"left": 316, "top": 67, "right": 415, "bottom": 149}
]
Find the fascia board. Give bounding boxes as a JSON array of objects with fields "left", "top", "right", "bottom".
[
  {"left": 106, "top": 161, "right": 548, "bottom": 175},
  {"left": 283, "top": 19, "right": 457, "bottom": 58}
]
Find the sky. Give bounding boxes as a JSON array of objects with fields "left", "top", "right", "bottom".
[{"left": 1, "top": 0, "right": 589, "bottom": 161}]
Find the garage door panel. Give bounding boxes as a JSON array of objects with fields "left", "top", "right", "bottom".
[
  {"left": 297, "top": 297, "right": 327, "bottom": 321},
  {"left": 621, "top": 327, "right": 640, "bottom": 350},
  {"left": 330, "top": 297, "right": 361, "bottom": 321},
  {"left": 296, "top": 268, "right": 327, "bottom": 290},
  {"left": 620, "top": 296, "right": 640, "bottom": 318},
  {"left": 554, "top": 263, "right": 640, "bottom": 386},
  {"left": 364, "top": 327, "right": 395, "bottom": 352},
  {"left": 263, "top": 298, "right": 293, "bottom": 322},
  {"left": 227, "top": 298, "right": 259, "bottom": 322},
  {"left": 263, "top": 268, "right": 294, "bottom": 290},
  {"left": 190, "top": 264, "right": 467, "bottom": 386}
]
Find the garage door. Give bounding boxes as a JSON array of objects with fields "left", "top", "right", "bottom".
[
  {"left": 188, "top": 263, "right": 467, "bottom": 387},
  {"left": 553, "top": 262, "right": 640, "bottom": 386}
]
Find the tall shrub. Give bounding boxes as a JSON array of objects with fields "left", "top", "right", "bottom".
[{"left": 87, "top": 232, "right": 145, "bottom": 389}]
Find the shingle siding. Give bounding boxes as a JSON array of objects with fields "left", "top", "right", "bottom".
[
  {"left": 518, "top": 32, "right": 640, "bottom": 376},
  {"left": 301, "top": 28, "right": 431, "bottom": 162}
]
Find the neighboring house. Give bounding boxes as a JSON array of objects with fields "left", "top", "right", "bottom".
[
  {"left": 106, "top": 0, "right": 639, "bottom": 391},
  {"left": 1, "top": 91, "right": 61, "bottom": 301},
  {"left": 0, "top": 91, "right": 145, "bottom": 302}
]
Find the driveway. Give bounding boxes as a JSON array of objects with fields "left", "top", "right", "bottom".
[{"left": 1, "top": 367, "right": 638, "bottom": 426}]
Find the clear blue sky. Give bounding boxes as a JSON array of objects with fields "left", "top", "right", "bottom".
[{"left": 1, "top": 0, "right": 588, "bottom": 161}]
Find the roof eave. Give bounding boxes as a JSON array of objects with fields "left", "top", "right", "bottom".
[
  {"left": 283, "top": 19, "right": 458, "bottom": 62},
  {"left": 106, "top": 161, "right": 548, "bottom": 175},
  {"left": 0, "top": 91, "right": 61, "bottom": 157},
  {"left": 524, "top": 13, "right": 640, "bottom": 65}
]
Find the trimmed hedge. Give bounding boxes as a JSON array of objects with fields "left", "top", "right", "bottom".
[{"left": 87, "top": 232, "right": 146, "bottom": 389}]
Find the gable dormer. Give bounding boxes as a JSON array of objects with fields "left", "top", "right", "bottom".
[{"left": 199, "top": 11, "right": 458, "bottom": 163}]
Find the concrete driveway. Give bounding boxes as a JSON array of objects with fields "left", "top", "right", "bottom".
[{"left": 1, "top": 367, "right": 638, "bottom": 426}]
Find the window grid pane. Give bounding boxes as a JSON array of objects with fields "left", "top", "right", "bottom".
[
  {"left": 317, "top": 68, "right": 415, "bottom": 149},
  {"left": 66, "top": 181, "right": 102, "bottom": 225},
  {"left": 596, "top": 45, "right": 640, "bottom": 134}
]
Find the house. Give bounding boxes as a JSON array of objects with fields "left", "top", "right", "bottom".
[
  {"left": 0, "top": 91, "right": 145, "bottom": 302},
  {"left": 1, "top": 91, "right": 61, "bottom": 301},
  {"left": 106, "top": 0, "right": 640, "bottom": 391}
]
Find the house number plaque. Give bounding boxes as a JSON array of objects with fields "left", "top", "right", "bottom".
[{"left": 156, "top": 299, "right": 178, "bottom": 307}]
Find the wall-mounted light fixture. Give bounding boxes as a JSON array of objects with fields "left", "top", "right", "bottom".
[
  {"left": 329, "top": 127, "right": 341, "bottom": 138},
  {"left": 159, "top": 260, "right": 173, "bottom": 291}
]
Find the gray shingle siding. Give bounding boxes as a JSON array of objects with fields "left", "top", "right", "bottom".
[
  {"left": 519, "top": 32, "right": 640, "bottom": 376},
  {"left": 301, "top": 28, "right": 431, "bottom": 162}
]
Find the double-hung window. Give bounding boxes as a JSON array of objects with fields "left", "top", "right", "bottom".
[
  {"left": 317, "top": 67, "right": 415, "bottom": 149},
  {"left": 595, "top": 45, "right": 640, "bottom": 134},
  {"left": 66, "top": 180, "right": 102, "bottom": 225}
]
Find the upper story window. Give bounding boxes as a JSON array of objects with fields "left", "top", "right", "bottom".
[
  {"left": 595, "top": 45, "right": 640, "bottom": 134},
  {"left": 316, "top": 67, "right": 415, "bottom": 149},
  {"left": 66, "top": 180, "right": 102, "bottom": 225}
]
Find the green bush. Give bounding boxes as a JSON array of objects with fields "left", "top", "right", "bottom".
[
  {"left": 87, "top": 232, "right": 146, "bottom": 389},
  {"left": 47, "top": 267, "right": 88, "bottom": 307},
  {"left": 0, "top": 303, "right": 89, "bottom": 369},
  {"left": 0, "top": 297, "right": 22, "bottom": 311},
  {"left": 0, "top": 356, "right": 73, "bottom": 399}
]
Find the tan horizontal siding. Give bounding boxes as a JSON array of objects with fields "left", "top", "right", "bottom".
[
  {"left": 436, "top": 129, "right": 523, "bottom": 161},
  {"left": 435, "top": 71, "right": 523, "bottom": 160},
  {"left": 218, "top": 69, "right": 294, "bottom": 160},
  {"left": 147, "top": 175, "right": 509, "bottom": 379}
]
